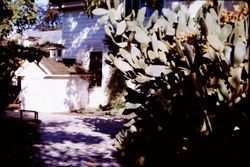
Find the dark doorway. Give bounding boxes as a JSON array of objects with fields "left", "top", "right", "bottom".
[{"left": 89, "top": 51, "right": 102, "bottom": 87}]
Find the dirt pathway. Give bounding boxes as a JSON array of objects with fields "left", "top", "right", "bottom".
[{"left": 33, "top": 113, "right": 125, "bottom": 167}]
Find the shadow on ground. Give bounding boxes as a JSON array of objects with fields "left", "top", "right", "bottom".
[
  {"left": 32, "top": 115, "right": 124, "bottom": 167},
  {"left": 80, "top": 117, "right": 125, "bottom": 138}
]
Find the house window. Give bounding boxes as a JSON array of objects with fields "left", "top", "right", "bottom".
[
  {"left": 50, "top": 49, "right": 57, "bottom": 57},
  {"left": 125, "top": 0, "right": 145, "bottom": 16},
  {"left": 89, "top": 51, "right": 102, "bottom": 87},
  {"left": 125, "top": 0, "right": 163, "bottom": 17},
  {"left": 58, "top": 50, "right": 62, "bottom": 57}
]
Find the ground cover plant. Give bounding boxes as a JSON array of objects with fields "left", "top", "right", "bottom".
[{"left": 93, "top": 0, "right": 250, "bottom": 166}]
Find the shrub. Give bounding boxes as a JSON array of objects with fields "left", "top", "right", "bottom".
[{"left": 94, "top": 1, "right": 249, "bottom": 166}]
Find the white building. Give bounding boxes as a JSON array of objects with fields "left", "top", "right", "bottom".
[
  {"left": 16, "top": 58, "right": 91, "bottom": 113},
  {"left": 16, "top": 11, "right": 110, "bottom": 113}
]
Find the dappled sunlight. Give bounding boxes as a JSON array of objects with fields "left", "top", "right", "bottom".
[
  {"left": 64, "top": 77, "right": 89, "bottom": 111},
  {"left": 34, "top": 113, "right": 123, "bottom": 166},
  {"left": 67, "top": 17, "right": 78, "bottom": 31},
  {"left": 80, "top": 117, "right": 124, "bottom": 138},
  {"left": 71, "top": 23, "right": 101, "bottom": 49},
  {"left": 62, "top": 11, "right": 105, "bottom": 58},
  {"left": 71, "top": 27, "right": 90, "bottom": 49}
]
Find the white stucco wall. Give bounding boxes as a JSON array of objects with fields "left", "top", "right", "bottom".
[
  {"left": 20, "top": 76, "right": 89, "bottom": 113},
  {"left": 15, "top": 61, "right": 47, "bottom": 77},
  {"left": 16, "top": 61, "right": 90, "bottom": 113}
]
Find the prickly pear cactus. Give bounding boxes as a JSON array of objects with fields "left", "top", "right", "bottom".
[{"left": 94, "top": 1, "right": 249, "bottom": 166}]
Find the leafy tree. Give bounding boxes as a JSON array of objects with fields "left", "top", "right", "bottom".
[
  {"left": 35, "top": 3, "right": 62, "bottom": 31},
  {"left": 93, "top": 0, "right": 249, "bottom": 166},
  {"left": 0, "top": 41, "right": 47, "bottom": 113},
  {"left": 0, "top": 0, "right": 36, "bottom": 38},
  {"left": 0, "top": 0, "right": 48, "bottom": 113}
]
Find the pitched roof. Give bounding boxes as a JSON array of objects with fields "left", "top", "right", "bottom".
[{"left": 39, "top": 57, "right": 84, "bottom": 75}]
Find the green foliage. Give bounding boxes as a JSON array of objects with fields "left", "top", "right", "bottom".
[
  {"left": 0, "top": 0, "right": 48, "bottom": 113},
  {"left": 83, "top": 0, "right": 107, "bottom": 18},
  {"left": 94, "top": 0, "right": 249, "bottom": 166},
  {"left": 103, "top": 68, "right": 127, "bottom": 110},
  {"left": 0, "top": 0, "right": 13, "bottom": 23},
  {"left": 0, "top": 41, "right": 48, "bottom": 113},
  {"left": 35, "top": 3, "right": 62, "bottom": 31},
  {"left": 0, "top": 0, "right": 36, "bottom": 39}
]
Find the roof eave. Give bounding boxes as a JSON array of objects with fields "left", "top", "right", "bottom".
[
  {"left": 36, "top": 62, "right": 53, "bottom": 75},
  {"left": 62, "top": 2, "right": 84, "bottom": 9}
]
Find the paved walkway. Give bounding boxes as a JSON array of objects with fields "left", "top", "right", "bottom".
[{"left": 32, "top": 112, "right": 125, "bottom": 167}]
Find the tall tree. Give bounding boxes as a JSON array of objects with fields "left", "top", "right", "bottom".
[
  {"left": 0, "top": 0, "right": 48, "bottom": 113},
  {"left": 0, "top": 0, "right": 37, "bottom": 38},
  {"left": 35, "top": 4, "right": 62, "bottom": 31}
]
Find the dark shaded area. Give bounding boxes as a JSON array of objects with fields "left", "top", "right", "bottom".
[
  {"left": 117, "top": 91, "right": 250, "bottom": 167},
  {"left": 81, "top": 117, "right": 124, "bottom": 138},
  {"left": 0, "top": 117, "right": 40, "bottom": 167},
  {"left": 89, "top": 51, "right": 103, "bottom": 87}
]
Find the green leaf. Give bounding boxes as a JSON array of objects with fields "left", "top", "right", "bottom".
[
  {"left": 123, "top": 118, "right": 136, "bottom": 127},
  {"left": 224, "top": 46, "right": 232, "bottom": 64},
  {"left": 114, "top": 57, "right": 133, "bottom": 73},
  {"left": 205, "top": 12, "right": 218, "bottom": 35},
  {"left": 135, "top": 27, "right": 151, "bottom": 44},
  {"left": 151, "top": 32, "right": 158, "bottom": 53},
  {"left": 233, "top": 41, "right": 247, "bottom": 67},
  {"left": 219, "top": 24, "right": 232, "bottom": 42},
  {"left": 207, "top": 34, "right": 224, "bottom": 51},
  {"left": 158, "top": 40, "right": 168, "bottom": 53},
  {"left": 145, "top": 65, "right": 172, "bottom": 77},
  {"left": 148, "top": 50, "right": 157, "bottom": 60},
  {"left": 162, "top": 8, "right": 177, "bottom": 23},
  {"left": 136, "top": 7, "right": 146, "bottom": 25},
  {"left": 229, "top": 67, "right": 242, "bottom": 90},
  {"left": 116, "top": 20, "right": 126, "bottom": 36},
  {"left": 92, "top": 8, "right": 108, "bottom": 16},
  {"left": 146, "top": 10, "right": 159, "bottom": 29},
  {"left": 104, "top": 24, "right": 113, "bottom": 37},
  {"left": 135, "top": 73, "right": 154, "bottom": 83}
]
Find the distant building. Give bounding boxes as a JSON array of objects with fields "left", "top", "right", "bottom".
[
  {"left": 59, "top": 0, "right": 110, "bottom": 108},
  {"left": 16, "top": 56, "right": 91, "bottom": 113},
  {"left": 15, "top": 0, "right": 110, "bottom": 112}
]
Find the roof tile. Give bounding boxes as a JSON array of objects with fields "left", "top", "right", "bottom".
[{"left": 39, "top": 57, "right": 81, "bottom": 75}]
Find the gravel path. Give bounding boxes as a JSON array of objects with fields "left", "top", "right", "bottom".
[{"left": 33, "top": 112, "right": 126, "bottom": 167}]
